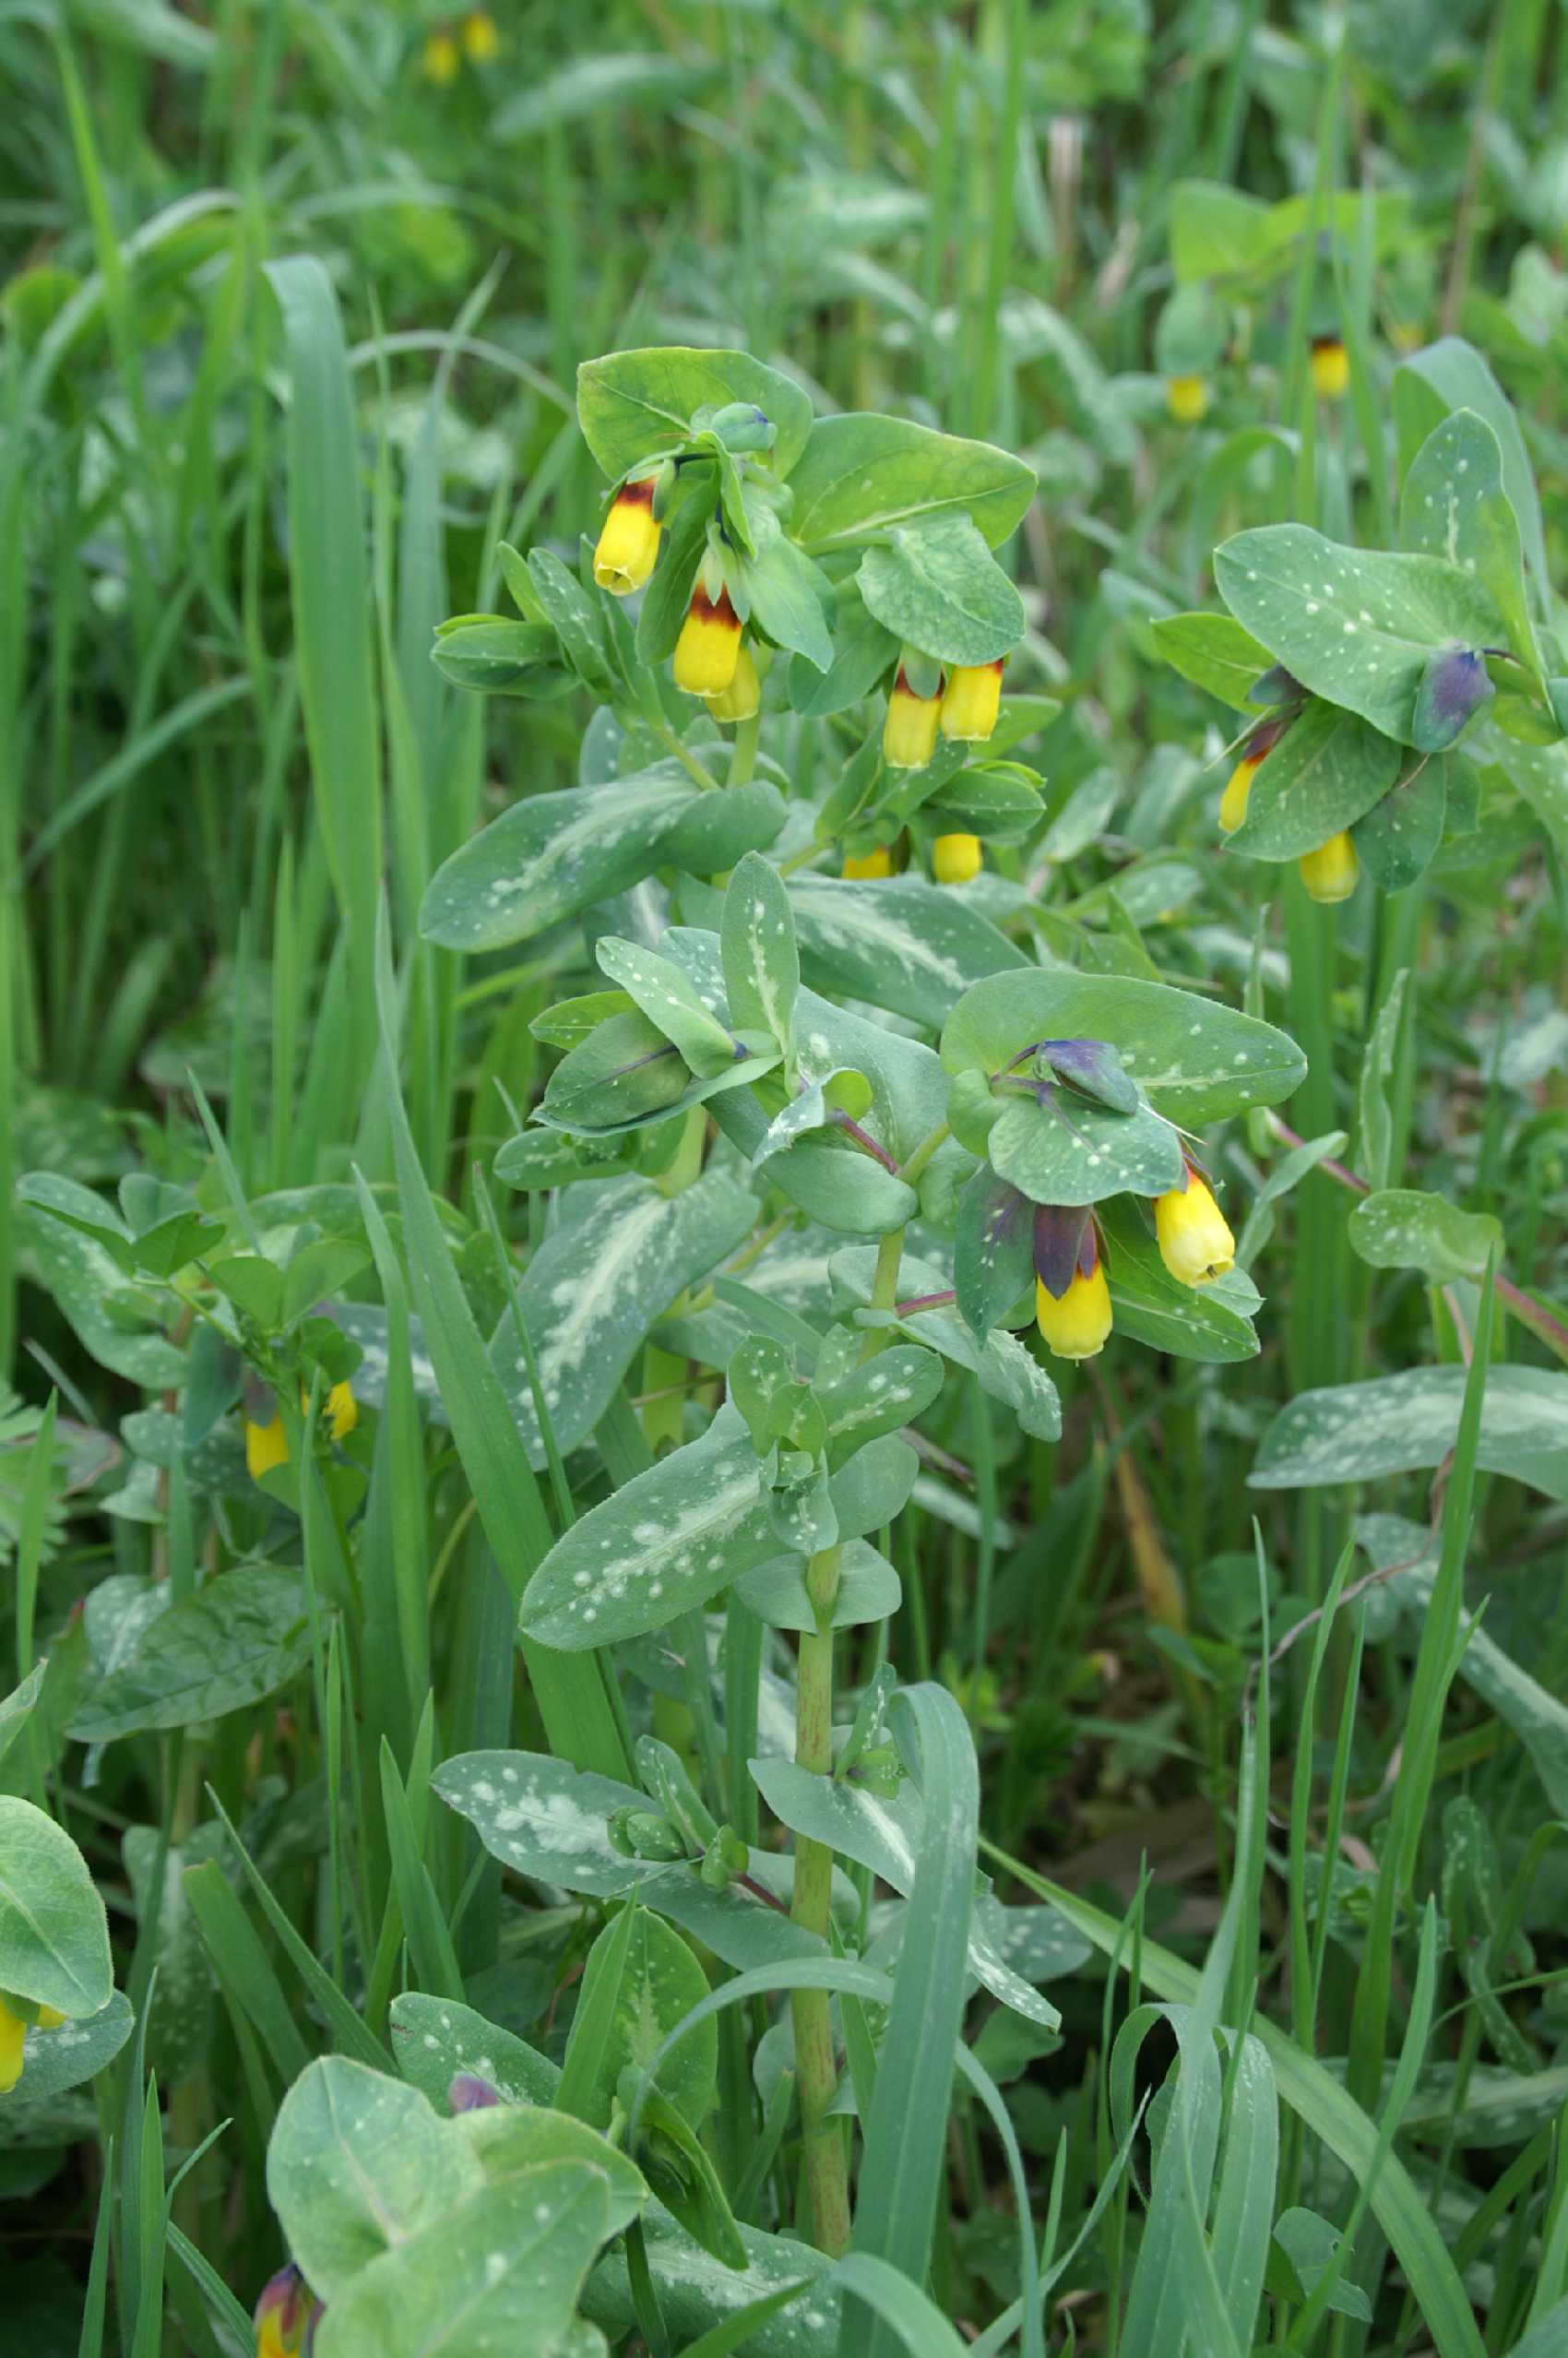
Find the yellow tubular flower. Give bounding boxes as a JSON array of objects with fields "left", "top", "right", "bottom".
[
  {"left": 36, "top": 2004, "right": 65, "bottom": 2030},
  {"left": 1311, "top": 336, "right": 1349, "bottom": 400},
  {"left": 1035, "top": 1266, "right": 1113, "bottom": 1361},
  {"left": 422, "top": 28, "right": 459, "bottom": 83},
  {"left": 460, "top": 8, "right": 498, "bottom": 61},
  {"left": 0, "top": 1997, "right": 25, "bottom": 2093},
  {"left": 842, "top": 845, "right": 894, "bottom": 879},
  {"left": 245, "top": 1416, "right": 289, "bottom": 1481},
  {"left": 939, "top": 660, "right": 1004, "bottom": 744},
  {"left": 1219, "top": 753, "right": 1262, "bottom": 834},
  {"left": 255, "top": 2265, "right": 317, "bottom": 2358},
  {"left": 327, "top": 1381, "right": 357, "bottom": 1442},
  {"left": 673, "top": 588, "right": 742, "bottom": 697},
  {"left": 1166, "top": 374, "right": 1209, "bottom": 423},
  {"left": 883, "top": 668, "right": 941, "bottom": 769},
  {"left": 1155, "top": 1164, "right": 1236, "bottom": 1287},
  {"left": 592, "top": 477, "right": 661, "bottom": 595},
  {"left": 932, "top": 832, "right": 983, "bottom": 885},
  {"left": 1298, "top": 831, "right": 1360, "bottom": 903},
  {"left": 707, "top": 641, "right": 759, "bottom": 722}
]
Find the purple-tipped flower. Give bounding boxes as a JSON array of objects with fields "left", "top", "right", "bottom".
[
  {"left": 449, "top": 2072, "right": 502, "bottom": 2113},
  {"left": 1412, "top": 645, "right": 1493, "bottom": 753},
  {"left": 1032, "top": 1205, "right": 1112, "bottom": 1361},
  {"left": 254, "top": 2264, "right": 322, "bottom": 2358}
]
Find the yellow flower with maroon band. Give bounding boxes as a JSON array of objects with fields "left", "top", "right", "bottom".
[
  {"left": 1033, "top": 1205, "right": 1112, "bottom": 1361},
  {"left": 1311, "top": 335, "right": 1349, "bottom": 400},
  {"left": 932, "top": 832, "right": 982, "bottom": 885},
  {"left": 883, "top": 668, "right": 941, "bottom": 769},
  {"left": 1166, "top": 374, "right": 1209, "bottom": 424},
  {"left": 460, "top": 8, "right": 498, "bottom": 61},
  {"left": 674, "top": 587, "right": 742, "bottom": 697},
  {"left": 254, "top": 2263, "right": 322, "bottom": 2358},
  {"left": 1155, "top": 1162, "right": 1235, "bottom": 1287},
  {"left": 707, "top": 641, "right": 759, "bottom": 722},
  {"left": 939, "top": 661, "right": 1004, "bottom": 744},
  {"left": 1219, "top": 716, "right": 1289, "bottom": 834},
  {"left": 592, "top": 477, "right": 661, "bottom": 596},
  {"left": 1298, "top": 831, "right": 1359, "bottom": 903},
  {"left": 842, "top": 845, "right": 894, "bottom": 879},
  {"left": 422, "top": 27, "right": 459, "bottom": 82}
]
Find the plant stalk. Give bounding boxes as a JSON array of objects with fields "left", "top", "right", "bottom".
[{"left": 789, "top": 1540, "right": 850, "bottom": 2256}]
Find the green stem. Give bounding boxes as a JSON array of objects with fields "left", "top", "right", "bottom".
[
  {"left": 728, "top": 709, "right": 761, "bottom": 789},
  {"left": 789, "top": 1541, "right": 851, "bottom": 2256}
]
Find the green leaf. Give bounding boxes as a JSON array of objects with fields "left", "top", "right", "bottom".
[
  {"left": 818, "top": 1345, "right": 944, "bottom": 1463},
  {"left": 1151, "top": 611, "right": 1279, "bottom": 709},
  {"left": 1251, "top": 1365, "right": 1568, "bottom": 1500},
  {"left": 434, "top": 1752, "right": 646, "bottom": 1900},
  {"left": 0, "top": 1990, "right": 133, "bottom": 2126},
  {"left": 741, "top": 528, "right": 834, "bottom": 671},
  {"left": 0, "top": 1799, "right": 113, "bottom": 2018},
  {"left": 986, "top": 1091, "right": 1185, "bottom": 1209},
  {"left": 1225, "top": 699, "right": 1402, "bottom": 860},
  {"left": 1393, "top": 337, "right": 1550, "bottom": 613},
  {"left": 430, "top": 617, "right": 562, "bottom": 693},
  {"left": 582, "top": 2213, "right": 837, "bottom": 2356},
  {"left": 1398, "top": 410, "right": 1538, "bottom": 677},
  {"left": 857, "top": 513, "right": 1026, "bottom": 667},
  {"left": 787, "top": 603, "right": 900, "bottom": 718},
  {"left": 576, "top": 346, "right": 814, "bottom": 482},
  {"left": 1266, "top": 2209, "right": 1373, "bottom": 2321},
  {"left": 1348, "top": 1188, "right": 1503, "bottom": 1284},
  {"left": 1352, "top": 758, "right": 1448, "bottom": 893},
  {"left": 596, "top": 938, "right": 741, "bottom": 1076},
  {"left": 786, "top": 413, "right": 1036, "bottom": 553},
  {"left": 1097, "top": 1197, "right": 1263, "bottom": 1364},
  {"left": 66, "top": 1566, "right": 313, "bottom": 1742},
  {"left": 492, "top": 1172, "right": 755, "bottom": 1466},
  {"left": 789, "top": 875, "right": 1028, "bottom": 1031},
  {"left": 388, "top": 1993, "right": 560, "bottom": 2110},
  {"left": 1214, "top": 525, "right": 1505, "bottom": 745},
  {"left": 267, "top": 2058, "right": 482, "bottom": 2304},
  {"left": 419, "top": 767, "right": 783, "bottom": 953},
  {"left": 315, "top": 2164, "right": 613, "bottom": 2358},
  {"left": 954, "top": 1170, "right": 1034, "bottom": 1338},
  {"left": 942, "top": 971, "right": 1305, "bottom": 1127},
  {"left": 527, "top": 547, "right": 612, "bottom": 694},
  {"left": 734, "top": 1538, "right": 900, "bottom": 1631},
  {"left": 563, "top": 1908, "right": 717, "bottom": 2134},
  {"left": 720, "top": 852, "right": 799, "bottom": 1053}
]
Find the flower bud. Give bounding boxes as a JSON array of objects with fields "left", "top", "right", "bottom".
[
  {"left": 245, "top": 1412, "right": 289, "bottom": 1481},
  {"left": 449, "top": 2072, "right": 501, "bottom": 2111},
  {"left": 842, "top": 844, "right": 894, "bottom": 879},
  {"left": 1033, "top": 1206, "right": 1112, "bottom": 1361},
  {"left": 1310, "top": 335, "right": 1349, "bottom": 400},
  {"left": 1154, "top": 1161, "right": 1236, "bottom": 1287},
  {"left": 932, "top": 832, "right": 983, "bottom": 885},
  {"left": 706, "top": 641, "right": 759, "bottom": 723},
  {"left": 254, "top": 2264, "right": 321, "bottom": 2358},
  {"left": 939, "top": 660, "right": 1004, "bottom": 744},
  {"left": 1298, "top": 831, "right": 1360, "bottom": 903},
  {"left": 1219, "top": 716, "right": 1288, "bottom": 834},
  {"left": 0, "top": 1996, "right": 25, "bottom": 2093},
  {"left": 673, "top": 587, "right": 742, "bottom": 697},
  {"left": 422, "top": 28, "right": 459, "bottom": 83},
  {"left": 1166, "top": 374, "right": 1209, "bottom": 423},
  {"left": 592, "top": 476, "right": 662, "bottom": 596},
  {"left": 883, "top": 668, "right": 941, "bottom": 769},
  {"left": 459, "top": 8, "right": 498, "bottom": 61}
]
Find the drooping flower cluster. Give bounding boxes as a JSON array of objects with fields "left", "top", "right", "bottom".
[{"left": 1031, "top": 1158, "right": 1236, "bottom": 1363}]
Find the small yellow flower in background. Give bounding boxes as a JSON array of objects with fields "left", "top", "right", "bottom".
[
  {"left": 842, "top": 844, "right": 894, "bottom": 879},
  {"left": 1298, "top": 831, "right": 1360, "bottom": 903},
  {"left": 324, "top": 1381, "right": 357, "bottom": 1442},
  {"left": 1035, "top": 1264, "right": 1112, "bottom": 1361},
  {"left": 459, "top": 8, "right": 498, "bottom": 62},
  {"left": 0, "top": 1997, "right": 25, "bottom": 2094},
  {"left": 245, "top": 1414, "right": 289, "bottom": 1481},
  {"left": 939, "top": 660, "right": 1004, "bottom": 744},
  {"left": 592, "top": 476, "right": 661, "bottom": 595},
  {"left": 707, "top": 641, "right": 759, "bottom": 722},
  {"left": 932, "top": 832, "right": 983, "bottom": 885},
  {"left": 883, "top": 667, "right": 941, "bottom": 769},
  {"left": 422, "top": 26, "right": 460, "bottom": 82},
  {"left": 673, "top": 587, "right": 742, "bottom": 697},
  {"left": 1155, "top": 1162, "right": 1236, "bottom": 1287},
  {"left": 1166, "top": 374, "right": 1209, "bottom": 423},
  {"left": 1310, "top": 334, "right": 1349, "bottom": 400}
]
